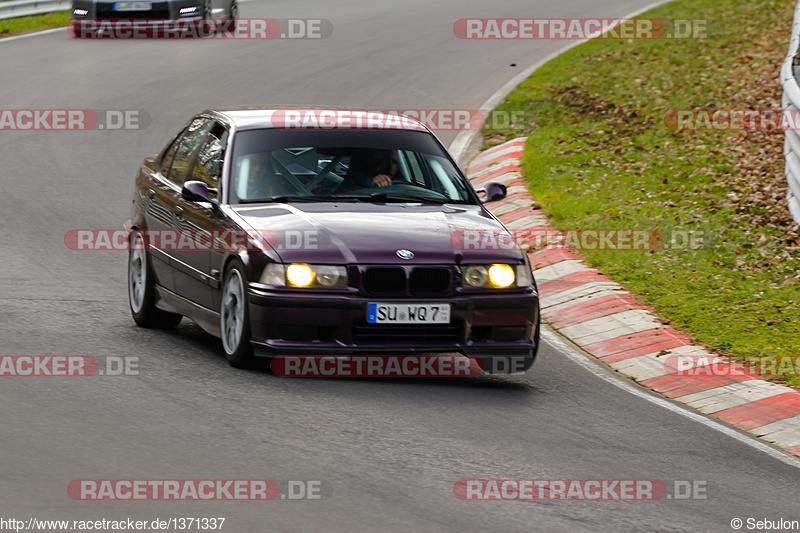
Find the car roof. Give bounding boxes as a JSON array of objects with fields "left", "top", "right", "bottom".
[{"left": 201, "top": 106, "right": 431, "bottom": 133}]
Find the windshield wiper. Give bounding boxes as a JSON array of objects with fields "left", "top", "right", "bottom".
[
  {"left": 331, "top": 192, "right": 448, "bottom": 204},
  {"left": 240, "top": 193, "right": 452, "bottom": 204},
  {"left": 239, "top": 195, "right": 329, "bottom": 204}
]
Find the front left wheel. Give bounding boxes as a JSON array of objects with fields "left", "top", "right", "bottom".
[{"left": 220, "top": 262, "right": 256, "bottom": 368}]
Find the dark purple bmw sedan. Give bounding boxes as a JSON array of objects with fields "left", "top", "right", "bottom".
[{"left": 126, "top": 107, "right": 540, "bottom": 372}]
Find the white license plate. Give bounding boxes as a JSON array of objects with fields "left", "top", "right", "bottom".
[
  {"left": 114, "top": 1, "right": 152, "bottom": 10},
  {"left": 367, "top": 303, "right": 451, "bottom": 324}
]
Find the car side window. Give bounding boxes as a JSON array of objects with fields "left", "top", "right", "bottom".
[
  {"left": 401, "top": 150, "right": 426, "bottom": 185},
  {"left": 190, "top": 123, "right": 228, "bottom": 200},
  {"left": 164, "top": 118, "right": 211, "bottom": 186},
  {"left": 161, "top": 137, "right": 181, "bottom": 177},
  {"left": 423, "top": 154, "right": 466, "bottom": 200}
]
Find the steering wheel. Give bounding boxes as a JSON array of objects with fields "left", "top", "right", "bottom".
[{"left": 372, "top": 182, "right": 450, "bottom": 200}]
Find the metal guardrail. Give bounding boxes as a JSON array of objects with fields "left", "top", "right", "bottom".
[
  {"left": 781, "top": 0, "right": 800, "bottom": 224},
  {"left": 0, "top": 0, "right": 70, "bottom": 20}
]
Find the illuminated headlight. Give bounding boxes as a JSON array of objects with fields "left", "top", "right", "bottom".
[
  {"left": 179, "top": 6, "right": 197, "bottom": 13},
  {"left": 287, "top": 264, "right": 314, "bottom": 287},
  {"left": 488, "top": 264, "right": 515, "bottom": 288},
  {"left": 260, "top": 263, "right": 347, "bottom": 288},
  {"left": 73, "top": 8, "right": 89, "bottom": 15},
  {"left": 463, "top": 264, "right": 526, "bottom": 288}
]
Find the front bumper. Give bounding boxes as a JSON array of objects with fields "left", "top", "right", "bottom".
[
  {"left": 68, "top": 16, "right": 214, "bottom": 39},
  {"left": 247, "top": 288, "right": 540, "bottom": 372},
  {"left": 71, "top": 0, "right": 204, "bottom": 20}
]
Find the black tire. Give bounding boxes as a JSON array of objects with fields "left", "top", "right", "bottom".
[
  {"left": 220, "top": 262, "right": 256, "bottom": 368},
  {"left": 128, "top": 231, "right": 182, "bottom": 328},
  {"left": 220, "top": 0, "right": 237, "bottom": 32},
  {"left": 202, "top": 1, "right": 217, "bottom": 35},
  {"left": 69, "top": 21, "right": 82, "bottom": 39}
]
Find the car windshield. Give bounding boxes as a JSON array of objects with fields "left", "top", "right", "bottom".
[{"left": 228, "top": 129, "right": 476, "bottom": 205}]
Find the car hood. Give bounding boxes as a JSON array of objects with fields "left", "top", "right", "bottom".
[{"left": 230, "top": 202, "right": 523, "bottom": 265}]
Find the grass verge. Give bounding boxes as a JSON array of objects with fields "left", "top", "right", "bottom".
[
  {"left": 0, "top": 11, "right": 70, "bottom": 38},
  {"left": 481, "top": 0, "right": 800, "bottom": 385}
]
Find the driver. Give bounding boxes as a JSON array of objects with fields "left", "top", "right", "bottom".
[
  {"left": 368, "top": 149, "right": 399, "bottom": 187},
  {"left": 345, "top": 149, "right": 399, "bottom": 189}
]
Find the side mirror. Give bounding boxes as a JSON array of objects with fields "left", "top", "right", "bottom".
[
  {"left": 182, "top": 180, "right": 218, "bottom": 204},
  {"left": 477, "top": 181, "right": 507, "bottom": 203}
]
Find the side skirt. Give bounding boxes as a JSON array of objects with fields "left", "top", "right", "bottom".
[{"left": 155, "top": 285, "right": 221, "bottom": 337}]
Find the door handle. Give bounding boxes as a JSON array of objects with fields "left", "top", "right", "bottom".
[
  {"left": 174, "top": 206, "right": 184, "bottom": 219},
  {"left": 147, "top": 188, "right": 156, "bottom": 199}
]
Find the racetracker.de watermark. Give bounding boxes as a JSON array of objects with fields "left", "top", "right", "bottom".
[
  {"left": 453, "top": 479, "right": 708, "bottom": 501},
  {"left": 453, "top": 19, "right": 710, "bottom": 40},
  {"left": 64, "top": 229, "right": 321, "bottom": 252},
  {"left": 271, "top": 355, "right": 487, "bottom": 377},
  {"left": 69, "top": 18, "right": 333, "bottom": 39},
  {"left": 666, "top": 109, "right": 800, "bottom": 131},
  {"left": 450, "top": 228, "right": 714, "bottom": 252},
  {"left": 663, "top": 355, "right": 800, "bottom": 378},
  {"left": 0, "top": 356, "right": 139, "bottom": 376},
  {"left": 266, "top": 109, "right": 529, "bottom": 132},
  {"left": 67, "top": 479, "right": 331, "bottom": 500},
  {"left": 271, "top": 355, "right": 531, "bottom": 377},
  {"left": 0, "top": 110, "right": 148, "bottom": 131}
]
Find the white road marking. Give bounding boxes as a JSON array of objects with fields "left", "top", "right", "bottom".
[{"left": 0, "top": 27, "right": 66, "bottom": 44}]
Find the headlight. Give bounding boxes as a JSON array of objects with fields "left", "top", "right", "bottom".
[
  {"left": 488, "top": 264, "right": 515, "bottom": 288},
  {"left": 463, "top": 264, "right": 527, "bottom": 288},
  {"left": 464, "top": 265, "right": 488, "bottom": 287},
  {"left": 287, "top": 264, "right": 314, "bottom": 287},
  {"left": 261, "top": 264, "right": 285, "bottom": 285},
  {"left": 315, "top": 265, "right": 345, "bottom": 287},
  {"left": 260, "top": 263, "right": 347, "bottom": 288}
]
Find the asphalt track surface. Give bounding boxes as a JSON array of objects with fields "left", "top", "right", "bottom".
[{"left": 1, "top": 1, "right": 799, "bottom": 531}]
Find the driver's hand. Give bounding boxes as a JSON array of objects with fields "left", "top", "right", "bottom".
[{"left": 371, "top": 174, "right": 392, "bottom": 187}]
